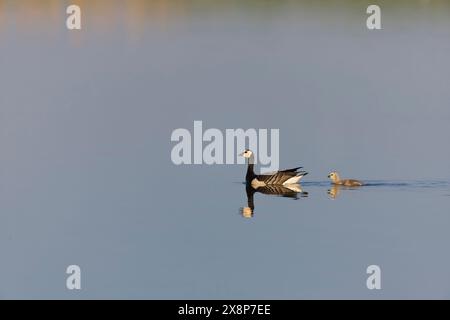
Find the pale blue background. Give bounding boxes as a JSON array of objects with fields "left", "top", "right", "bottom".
[{"left": 1, "top": 1, "right": 450, "bottom": 299}]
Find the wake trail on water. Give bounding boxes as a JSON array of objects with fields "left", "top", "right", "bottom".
[{"left": 302, "top": 180, "right": 450, "bottom": 189}]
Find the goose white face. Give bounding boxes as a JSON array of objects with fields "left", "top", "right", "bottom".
[{"left": 241, "top": 150, "right": 253, "bottom": 158}]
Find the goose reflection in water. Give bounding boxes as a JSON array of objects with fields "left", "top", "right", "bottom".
[{"left": 240, "top": 183, "right": 309, "bottom": 218}]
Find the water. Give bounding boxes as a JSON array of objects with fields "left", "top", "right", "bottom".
[{"left": 1, "top": 0, "right": 450, "bottom": 299}]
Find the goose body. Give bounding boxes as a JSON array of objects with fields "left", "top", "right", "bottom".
[
  {"left": 241, "top": 150, "right": 308, "bottom": 188},
  {"left": 328, "top": 171, "right": 363, "bottom": 187}
]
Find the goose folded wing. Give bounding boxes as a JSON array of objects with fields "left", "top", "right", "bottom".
[
  {"left": 256, "top": 171, "right": 298, "bottom": 184},
  {"left": 259, "top": 167, "right": 302, "bottom": 176},
  {"left": 280, "top": 167, "right": 303, "bottom": 173}
]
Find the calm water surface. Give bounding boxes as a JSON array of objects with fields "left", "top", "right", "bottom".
[{"left": 1, "top": 0, "right": 450, "bottom": 299}]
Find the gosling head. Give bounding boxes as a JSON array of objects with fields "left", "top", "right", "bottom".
[
  {"left": 328, "top": 171, "right": 340, "bottom": 183},
  {"left": 240, "top": 149, "right": 254, "bottom": 159}
]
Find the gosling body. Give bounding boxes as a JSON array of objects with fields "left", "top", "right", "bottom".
[{"left": 328, "top": 171, "right": 363, "bottom": 187}]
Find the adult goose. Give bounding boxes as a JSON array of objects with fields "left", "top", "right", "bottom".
[
  {"left": 328, "top": 171, "right": 363, "bottom": 187},
  {"left": 240, "top": 149, "right": 308, "bottom": 188}
]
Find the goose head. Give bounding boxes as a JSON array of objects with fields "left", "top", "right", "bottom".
[{"left": 240, "top": 149, "right": 254, "bottom": 159}]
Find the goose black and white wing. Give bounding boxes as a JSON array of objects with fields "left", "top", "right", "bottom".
[{"left": 256, "top": 167, "right": 308, "bottom": 185}]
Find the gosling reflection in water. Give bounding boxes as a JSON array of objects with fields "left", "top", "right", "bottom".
[
  {"left": 240, "top": 184, "right": 308, "bottom": 218},
  {"left": 327, "top": 184, "right": 363, "bottom": 199},
  {"left": 327, "top": 184, "right": 341, "bottom": 199}
]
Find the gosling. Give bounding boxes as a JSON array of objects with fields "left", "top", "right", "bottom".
[{"left": 328, "top": 171, "right": 363, "bottom": 187}]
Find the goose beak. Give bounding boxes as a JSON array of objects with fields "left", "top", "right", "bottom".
[{"left": 239, "top": 152, "right": 244, "bottom": 157}]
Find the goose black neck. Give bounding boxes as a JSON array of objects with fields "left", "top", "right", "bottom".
[{"left": 246, "top": 156, "right": 255, "bottom": 182}]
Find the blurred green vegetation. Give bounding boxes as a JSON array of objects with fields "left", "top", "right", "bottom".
[
  {"left": 1, "top": 0, "right": 449, "bottom": 33},
  {"left": 1, "top": 0, "right": 449, "bottom": 17}
]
